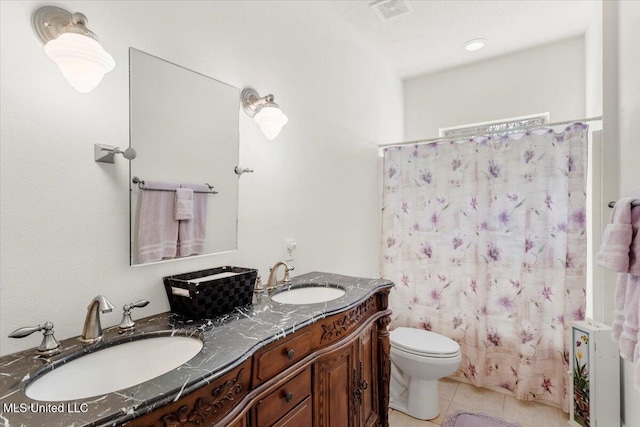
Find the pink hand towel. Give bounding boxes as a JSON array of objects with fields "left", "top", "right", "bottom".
[
  {"left": 175, "top": 187, "right": 194, "bottom": 220},
  {"left": 619, "top": 275, "right": 639, "bottom": 361},
  {"left": 138, "top": 182, "right": 179, "bottom": 263},
  {"left": 629, "top": 205, "right": 640, "bottom": 275},
  {"left": 177, "top": 184, "right": 209, "bottom": 258},
  {"left": 596, "top": 197, "right": 636, "bottom": 272},
  {"left": 612, "top": 273, "right": 629, "bottom": 341}
]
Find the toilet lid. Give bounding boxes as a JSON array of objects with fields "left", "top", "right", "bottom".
[{"left": 390, "top": 327, "right": 460, "bottom": 357}]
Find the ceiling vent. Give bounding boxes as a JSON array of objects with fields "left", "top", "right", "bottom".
[{"left": 370, "top": 0, "right": 414, "bottom": 22}]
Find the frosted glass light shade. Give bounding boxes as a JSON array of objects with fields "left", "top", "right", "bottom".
[
  {"left": 44, "top": 33, "right": 115, "bottom": 93},
  {"left": 254, "top": 106, "right": 288, "bottom": 140}
]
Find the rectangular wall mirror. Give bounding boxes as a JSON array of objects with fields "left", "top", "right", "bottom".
[{"left": 129, "top": 48, "right": 239, "bottom": 266}]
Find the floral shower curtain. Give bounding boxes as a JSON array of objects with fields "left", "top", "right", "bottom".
[{"left": 381, "top": 124, "right": 588, "bottom": 411}]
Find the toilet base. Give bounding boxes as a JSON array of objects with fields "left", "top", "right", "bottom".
[{"left": 390, "top": 377, "right": 439, "bottom": 420}]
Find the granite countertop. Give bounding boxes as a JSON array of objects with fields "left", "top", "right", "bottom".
[{"left": 0, "top": 271, "right": 393, "bottom": 427}]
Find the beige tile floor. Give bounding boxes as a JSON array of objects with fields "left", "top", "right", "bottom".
[{"left": 389, "top": 379, "right": 570, "bottom": 427}]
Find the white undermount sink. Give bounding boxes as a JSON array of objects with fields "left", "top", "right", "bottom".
[
  {"left": 26, "top": 335, "right": 203, "bottom": 401},
  {"left": 271, "top": 285, "right": 346, "bottom": 305}
]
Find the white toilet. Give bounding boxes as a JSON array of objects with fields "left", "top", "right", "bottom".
[{"left": 389, "top": 327, "right": 461, "bottom": 420}]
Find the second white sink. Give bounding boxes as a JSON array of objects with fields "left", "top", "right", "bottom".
[
  {"left": 26, "top": 335, "right": 203, "bottom": 401},
  {"left": 271, "top": 285, "right": 345, "bottom": 305}
]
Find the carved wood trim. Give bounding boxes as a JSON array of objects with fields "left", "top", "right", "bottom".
[
  {"left": 353, "top": 366, "right": 361, "bottom": 408},
  {"left": 376, "top": 288, "right": 390, "bottom": 312},
  {"left": 124, "top": 359, "right": 251, "bottom": 427},
  {"left": 160, "top": 368, "right": 245, "bottom": 426},
  {"left": 377, "top": 314, "right": 391, "bottom": 427},
  {"left": 320, "top": 296, "right": 376, "bottom": 343}
]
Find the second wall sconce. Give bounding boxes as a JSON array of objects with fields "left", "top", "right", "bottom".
[
  {"left": 241, "top": 88, "right": 288, "bottom": 140},
  {"left": 32, "top": 6, "right": 115, "bottom": 93}
]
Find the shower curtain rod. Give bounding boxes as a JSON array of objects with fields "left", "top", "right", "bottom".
[{"left": 379, "top": 115, "right": 603, "bottom": 149}]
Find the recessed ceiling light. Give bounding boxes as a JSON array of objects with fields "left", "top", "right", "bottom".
[{"left": 463, "top": 39, "right": 487, "bottom": 52}]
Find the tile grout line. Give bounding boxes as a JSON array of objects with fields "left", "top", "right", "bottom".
[{"left": 388, "top": 380, "right": 568, "bottom": 427}]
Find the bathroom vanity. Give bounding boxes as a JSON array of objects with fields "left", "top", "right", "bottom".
[{"left": 0, "top": 272, "right": 393, "bottom": 427}]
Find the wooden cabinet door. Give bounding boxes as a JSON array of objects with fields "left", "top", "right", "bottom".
[
  {"left": 356, "top": 324, "right": 379, "bottom": 427},
  {"left": 313, "top": 341, "right": 357, "bottom": 427}
]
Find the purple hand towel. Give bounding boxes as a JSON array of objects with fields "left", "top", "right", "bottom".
[
  {"left": 175, "top": 187, "right": 194, "bottom": 220},
  {"left": 612, "top": 273, "right": 629, "bottom": 341},
  {"left": 138, "top": 182, "right": 179, "bottom": 263},
  {"left": 629, "top": 204, "right": 640, "bottom": 275},
  {"left": 619, "top": 275, "right": 639, "bottom": 361},
  {"left": 596, "top": 197, "right": 635, "bottom": 272},
  {"left": 177, "top": 184, "right": 209, "bottom": 258}
]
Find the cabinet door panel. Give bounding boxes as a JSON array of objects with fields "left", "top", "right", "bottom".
[
  {"left": 358, "top": 324, "right": 379, "bottom": 427},
  {"left": 313, "top": 343, "right": 356, "bottom": 427}
]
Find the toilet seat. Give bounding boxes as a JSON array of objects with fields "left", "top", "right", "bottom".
[{"left": 390, "top": 327, "right": 460, "bottom": 358}]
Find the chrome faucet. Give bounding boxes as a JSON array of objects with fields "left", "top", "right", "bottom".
[
  {"left": 79, "top": 295, "right": 114, "bottom": 343},
  {"left": 266, "top": 261, "right": 294, "bottom": 292}
]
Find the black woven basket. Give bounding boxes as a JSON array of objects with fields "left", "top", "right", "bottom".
[{"left": 163, "top": 266, "right": 258, "bottom": 319}]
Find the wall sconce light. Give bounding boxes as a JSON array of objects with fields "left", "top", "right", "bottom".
[
  {"left": 241, "top": 88, "right": 288, "bottom": 140},
  {"left": 32, "top": 6, "right": 115, "bottom": 93}
]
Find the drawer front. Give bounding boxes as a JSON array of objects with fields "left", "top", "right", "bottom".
[
  {"left": 272, "top": 396, "right": 312, "bottom": 427},
  {"left": 255, "top": 331, "right": 311, "bottom": 383},
  {"left": 254, "top": 367, "right": 311, "bottom": 427},
  {"left": 226, "top": 414, "right": 247, "bottom": 427}
]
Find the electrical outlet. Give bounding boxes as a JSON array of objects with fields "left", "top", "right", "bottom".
[{"left": 284, "top": 239, "right": 297, "bottom": 261}]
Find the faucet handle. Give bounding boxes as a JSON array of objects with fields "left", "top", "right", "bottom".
[
  {"left": 118, "top": 300, "right": 149, "bottom": 333},
  {"left": 8, "top": 325, "right": 44, "bottom": 338},
  {"left": 129, "top": 299, "right": 150, "bottom": 309},
  {"left": 254, "top": 276, "right": 264, "bottom": 293},
  {"left": 282, "top": 266, "right": 294, "bottom": 285},
  {"left": 9, "top": 322, "right": 60, "bottom": 357}
]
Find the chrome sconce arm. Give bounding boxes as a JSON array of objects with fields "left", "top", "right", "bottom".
[
  {"left": 241, "top": 89, "right": 277, "bottom": 118},
  {"left": 94, "top": 144, "right": 137, "bottom": 163}
]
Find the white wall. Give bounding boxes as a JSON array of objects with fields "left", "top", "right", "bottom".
[
  {"left": 614, "top": 1, "right": 640, "bottom": 425},
  {"left": 0, "top": 1, "right": 403, "bottom": 356},
  {"left": 617, "top": 2, "right": 640, "bottom": 198},
  {"left": 404, "top": 36, "right": 585, "bottom": 140},
  {"left": 585, "top": 3, "right": 604, "bottom": 119}
]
